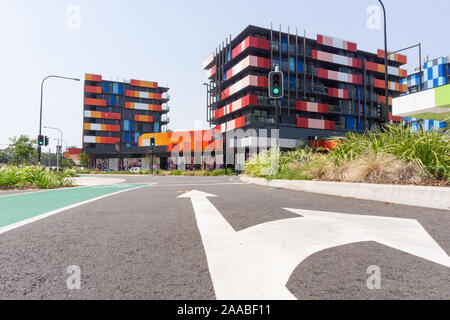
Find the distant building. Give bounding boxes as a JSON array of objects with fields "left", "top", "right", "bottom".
[
  {"left": 401, "top": 55, "right": 450, "bottom": 94},
  {"left": 82, "top": 73, "right": 170, "bottom": 170},
  {"left": 394, "top": 56, "right": 449, "bottom": 131}
]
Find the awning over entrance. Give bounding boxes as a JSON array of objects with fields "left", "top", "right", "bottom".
[{"left": 393, "top": 84, "right": 450, "bottom": 121}]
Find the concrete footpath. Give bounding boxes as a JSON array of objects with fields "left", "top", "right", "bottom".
[
  {"left": 240, "top": 176, "right": 450, "bottom": 211},
  {"left": 71, "top": 176, "right": 126, "bottom": 186}
]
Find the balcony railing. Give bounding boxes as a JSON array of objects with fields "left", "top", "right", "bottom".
[
  {"left": 162, "top": 93, "right": 171, "bottom": 100},
  {"left": 162, "top": 103, "right": 170, "bottom": 112}
]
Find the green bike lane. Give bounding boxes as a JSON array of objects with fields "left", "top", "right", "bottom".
[{"left": 0, "top": 184, "right": 148, "bottom": 231}]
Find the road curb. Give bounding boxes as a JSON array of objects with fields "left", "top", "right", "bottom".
[{"left": 240, "top": 176, "right": 450, "bottom": 211}]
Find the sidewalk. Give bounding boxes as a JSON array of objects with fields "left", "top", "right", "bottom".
[
  {"left": 240, "top": 176, "right": 450, "bottom": 211},
  {"left": 72, "top": 176, "right": 126, "bottom": 186}
]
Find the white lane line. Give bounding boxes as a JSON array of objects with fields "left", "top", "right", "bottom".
[
  {"left": 179, "top": 190, "right": 450, "bottom": 300},
  {"left": 0, "top": 184, "right": 150, "bottom": 236},
  {"left": 150, "top": 183, "right": 250, "bottom": 187}
]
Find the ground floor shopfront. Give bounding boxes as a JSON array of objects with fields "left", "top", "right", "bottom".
[{"left": 89, "top": 155, "right": 226, "bottom": 171}]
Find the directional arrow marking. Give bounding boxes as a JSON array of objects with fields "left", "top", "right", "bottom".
[{"left": 179, "top": 190, "right": 450, "bottom": 300}]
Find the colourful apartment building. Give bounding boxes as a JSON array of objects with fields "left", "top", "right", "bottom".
[
  {"left": 394, "top": 55, "right": 449, "bottom": 131},
  {"left": 203, "top": 25, "right": 408, "bottom": 150},
  {"left": 83, "top": 73, "right": 170, "bottom": 170}
]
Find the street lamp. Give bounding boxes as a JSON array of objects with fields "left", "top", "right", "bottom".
[
  {"left": 38, "top": 75, "right": 80, "bottom": 163},
  {"left": 45, "top": 126, "right": 63, "bottom": 170},
  {"left": 378, "top": 0, "right": 389, "bottom": 123}
]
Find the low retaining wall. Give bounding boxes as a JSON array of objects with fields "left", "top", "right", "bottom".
[{"left": 240, "top": 176, "right": 450, "bottom": 211}]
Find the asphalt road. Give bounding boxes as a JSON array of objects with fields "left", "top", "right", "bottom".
[{"left": 0, "top": 175, "right": 449, "bottom": 300}]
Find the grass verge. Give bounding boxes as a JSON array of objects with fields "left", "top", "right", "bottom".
[
  {"left": 0, "top": 166, "right": 73, "bottom": 190},
  {"left": 244, "top": 124, "right": 449, "bottom": 186}
]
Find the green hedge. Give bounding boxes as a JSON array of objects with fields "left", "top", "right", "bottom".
[{"left": 0, "top": 166, "right": 73, "bottom": 189}]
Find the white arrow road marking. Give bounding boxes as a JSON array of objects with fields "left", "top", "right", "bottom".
[{"left": 179, "top": 191, "right": 450, "bottom": 300}]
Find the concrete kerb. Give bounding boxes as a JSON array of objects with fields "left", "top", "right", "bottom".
[{"left": 240, "top": 176, "right": 450, "bottom": 211}]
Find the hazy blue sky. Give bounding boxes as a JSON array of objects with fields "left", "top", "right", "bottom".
[{"left": 0, "top": 0, "right": 449, "bottom": 149}]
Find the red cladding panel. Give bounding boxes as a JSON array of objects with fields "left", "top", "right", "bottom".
[
  {"left": 297, "top": 118, "right": 308, "bottom": 128},
  {"left": 84, "top": 98, "right": 106, "bottom": 106},
  {"left": 232, "top": 36, "right": 270, "bottom": 59},
  {"left": 85, "top": 86, "right": 102, "bottom": 94}
]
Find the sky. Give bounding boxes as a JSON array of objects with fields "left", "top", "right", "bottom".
[{"left": 0, "top": 0, "right": 449, "bottom": 150}]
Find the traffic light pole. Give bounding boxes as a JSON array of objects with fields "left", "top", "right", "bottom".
[{"left": 151, "top": 146, "right": 154, "bottom": 174}]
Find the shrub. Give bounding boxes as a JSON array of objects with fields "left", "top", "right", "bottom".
[
  {"left": 0, "top": 166, "right": 72, "bottom": 189},
  {"left": 243, "top": 123, "right": 449, "bottom": 184},
  {"left": 170, "top": 170, "right": 183, "bottom": 176}
]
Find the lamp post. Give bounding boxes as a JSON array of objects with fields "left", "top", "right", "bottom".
[
  {"left": 45, "top": 126, "right": 63, "bottom": 170},
  {"left": 38, "top": 75, "right": 80, "bottom": 163},
  {"left": 378, "top": 0, "right": 389, "bottom": 123}
]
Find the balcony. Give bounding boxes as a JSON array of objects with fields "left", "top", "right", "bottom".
[
  {"left": 161, "top": 115, "right": 170, "bottom": 124},
  {"left": 162, "top": 93, "right": 171, "bottom": 100},
  {"left": 245, "top": 114, "right": 275, "bottom": 125},
  {"left": 162, "top": 103, "right": 170, "bottom": 113}
]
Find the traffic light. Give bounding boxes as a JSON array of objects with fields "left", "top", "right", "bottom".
[
  {"left": 269, "top": 71, "right": 284, "bottom": 99},
  {"left": 150, "top": 137, "right": 156, "bottom": 147},
  {"left": 38, "top": 135, "right": 44, "bottom": 146},
  {"left": 44, "top": 136, "right": 49, "bottom": 146}
]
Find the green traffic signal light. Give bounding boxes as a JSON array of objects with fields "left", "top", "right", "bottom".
[
  {"left": 38, "top": 135, "right": 44, "bottom": 146},
  {"left": 269, "top": 71, "right": 283, "bottom": 99}
]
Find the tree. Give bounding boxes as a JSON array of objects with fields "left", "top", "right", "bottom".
[
  {"left": 79, "top": 152, "right": 90, "bottom": 168},
  {"left": 0, "top": 149, "right": 11, "bottom": 164},
  {"left": 61, "top": 158, "right": 74, "bottom": 169},
  {"left": 9, "top": 135, "right": 37, "bottom": 165}
]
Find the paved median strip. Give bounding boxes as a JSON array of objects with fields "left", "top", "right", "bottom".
[{"left": 0, "top": 184, "right": 148, "bottom": 233}]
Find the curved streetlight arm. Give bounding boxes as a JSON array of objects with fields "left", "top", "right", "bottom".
[
  {"left": 38, "top": 75, "right": 79, "bottom": 163},
  {"left": 39, "top": 75, "right": 80, "bottom": 136}
]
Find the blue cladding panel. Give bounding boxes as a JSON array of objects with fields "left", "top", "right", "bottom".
[
  {"left": 111, "top": 95, "right": 116, "bottom": 106},
  {"left": 118, "top": 84, "right": 124, "bottom": 95},
  {"left": 124, "top": 132, "right": 131, "bottom": 143},
  {"left": 298, "top": 59, "right": 303, "bottom": 72},
  {"left": 289, "top": 57, "right": 295, "bottom": 71},
  {"left": 113, "top": 83, "right": 119, "bottom": 94},
  {"left": 346, "top": 116, "right": 356, "bottom": 130},
  {"left": 154, "top": 122, "right": 160, "bottom": 133},
  {"left": 103, "top": 83, "right": 109, "bottom": 93},
  {"left": 123, "top": 120, "right": 129, "bottom": 131},
  {"left": 357, "top": 119, "right": 363, "bottom": 131},
  {"left": 134, "top": 132, "right": 140, "bottom": 143}
]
